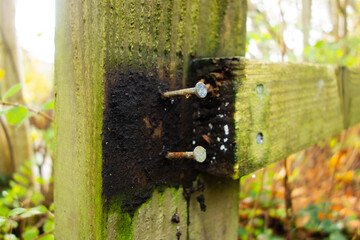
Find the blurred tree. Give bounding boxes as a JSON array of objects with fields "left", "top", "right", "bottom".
[
  {"left": 302, "top": 0, "right": 311, "bottom": 49},
  {"left": 0, "top": 0, "right": 33, "bottom": 176}
]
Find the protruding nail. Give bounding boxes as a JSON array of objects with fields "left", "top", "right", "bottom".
[
  {"left": 163, "top": 82, "right": 207, "bottom": 99},
  {"left": 165, "top": 146, "right": 207, "bottom": 163}
]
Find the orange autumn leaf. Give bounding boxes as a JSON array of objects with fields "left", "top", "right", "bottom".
[
  {"left": 336, "top": 171, "right": 355, "bottom": 184},
  {"left": 342, "top": 171, "right": 355, "bottom": 184},
  {"left": 330, "top": 150, "right": 347, "bottom": 169},
  {"left": 330, "top": 205, "right": 342, "bottom": 211},
  {"left": 275, "top": 192, "right": 285, "bottom": 198},
  {"left": 318, "top": 212, "right": 326, "bottom": 220}
]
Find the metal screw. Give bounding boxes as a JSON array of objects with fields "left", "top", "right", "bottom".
[
  {"left": 165, "top": 146, "right": 207, "bottom": 163},
  {"left": 163, "top": 82, "right": 207, "bottom": 99}
]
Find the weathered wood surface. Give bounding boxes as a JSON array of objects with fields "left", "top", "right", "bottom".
[
  {"left": 233, "top": 59, "right": 345, "bottom": 177},
  {"left": 55, "top": 0, "right": 247, "bottom": 239},
  {"left": 55, "top": 0, "right": 360, "bottom": 238},
  {"left": 341, "top": 67, "right": 360, "bottom": 128}
]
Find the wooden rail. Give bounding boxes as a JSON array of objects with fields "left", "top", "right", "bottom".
[{"left": 232, "top": 59, "right": 359, "bottom": 177}]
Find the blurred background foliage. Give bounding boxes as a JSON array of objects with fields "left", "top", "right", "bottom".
[
  {"left": 0, "top": 0, "right": 359, "bottom": 239},
  {"left": 0, "top": 0, "right": 54, "bottom": 239},
  {"left": 240, "top": 0, "right": 360, "bottom": 239}
]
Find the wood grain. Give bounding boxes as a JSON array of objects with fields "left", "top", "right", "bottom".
[
  {"left": 233, "top": 59, "right": 344, "bottom": 177},
  {"left": 55, "top": 0, "right": 247, "bottom": 239}
]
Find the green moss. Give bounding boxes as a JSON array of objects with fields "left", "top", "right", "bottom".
[
  {"left": 56, "top": 0, "right": 247, "bottom": 238},
  {"left": 234, "top": 60, "right": 344, "bottom": 177},
  {"left": 207, "top": 0, "right": 229, "bottom": 55}
]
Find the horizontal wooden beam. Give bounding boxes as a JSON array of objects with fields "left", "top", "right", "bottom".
[{"left": 229, "top": 58, "right": 358, "bottom": 177}]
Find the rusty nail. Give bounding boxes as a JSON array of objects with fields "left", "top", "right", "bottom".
[
  {"left": 163, "top": 82, "right": 207, "bottom": 99},
  {"left": 165, "top": 146, "right": 207, "bottom": 163}
]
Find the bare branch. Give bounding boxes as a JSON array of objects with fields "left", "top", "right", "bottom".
[{"left": 0, "top": 101, "right": 54, "bottom": 122}]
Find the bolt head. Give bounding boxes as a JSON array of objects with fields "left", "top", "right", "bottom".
[
  {"left": 194, "top": 82, "right": 207, "bottom": 98},
  {"left": 193, "top": 146, "right": 206, "bottom": 163}
]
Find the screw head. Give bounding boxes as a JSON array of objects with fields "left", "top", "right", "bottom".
[
  {"left": 193, "top": 146, "right": 206, "bottom": 163},
  {"left": 194, "top": 82, "right": 207, "bottom": 98}
]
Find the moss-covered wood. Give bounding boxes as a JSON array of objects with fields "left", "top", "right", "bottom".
[
  {"left": 55, "top": 0, "right": 247, "bottom": 239},
  {"left": 56, "top": 0, "right": 360, "bottom": 238},
  {"left": 340, "top": 67, "right": 360, "bottom": 128},
  {"left": 233, "top": 59, "right": 344, "bottom": 177},
  {"left": 54, "top": 0, "right": 104, "bottom": 238}
]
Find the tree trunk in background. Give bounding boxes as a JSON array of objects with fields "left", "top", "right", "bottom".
[
  {"left": 337, "top": 0, "right": 348, "bottom": 37},
  {"left": 302, "top": 0, "right": 312, "bottom": 49},
  {"left": 0, "top": 0, "right": 32, "bottom": 176},
  {"left": 55, "top": 0, "right": 246, "bottom": 239},
  {"left": 330, "top": 0, "right": 339, "bottom": 40}
]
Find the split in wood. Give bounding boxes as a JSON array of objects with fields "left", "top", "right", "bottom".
[
  {"left": 163, "top": 82, "right": 208, "bottom": 98},
  {"left": 165, "top": 146, "right": 207, "bottom": 163}
]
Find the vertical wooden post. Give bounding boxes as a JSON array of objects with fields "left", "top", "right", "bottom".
[{"left": 55, "top": 0, "right": 247, "bottom": 239}]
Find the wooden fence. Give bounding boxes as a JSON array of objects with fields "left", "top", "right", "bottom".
[{"left": 54, "top": 0, "right": 360, "bottom": 239}]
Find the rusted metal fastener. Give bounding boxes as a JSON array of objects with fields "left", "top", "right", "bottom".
[
  {"left": 165, "top": 146, "right": 207, "bottom": 163},
  {"left": 163, "top": 82, "right": 207, "bottom": 98}
]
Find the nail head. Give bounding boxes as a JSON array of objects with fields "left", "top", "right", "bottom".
[
  {"left": 193, "top": 146, "right": 206, "bottom": 163},
  {"left": 194, "top": 82, "right": 207, "bottom": 98}
]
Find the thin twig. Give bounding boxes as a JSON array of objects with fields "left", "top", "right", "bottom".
[
  {"left": 33, "top": 215, "right": 48, "bottom": 229},
  {"left": 249, "top": 168, "right": 266, "bottom": 235},
  {"left": 47, "top": 211, "right": 54, "bottom": 218},
  {"left": 0, "top": 101, "right": 54, "bottom": 122}
]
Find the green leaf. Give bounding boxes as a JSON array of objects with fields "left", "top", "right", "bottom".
[
  {"left": 38, "top": 235, "right": 54, "bottom": 240},
  {"left": 3, "top": 84, "right": 21, "bottom": 99},
  {"left": 6, "top": 107, "right": 28, "bottom": 125},
  {"left": 238, "top": 227, "right": 247, "bottom": 236},
  {"left": 314, "top": 40, "right": 324, "bottom": 49},
  {"left": 8, "top": 208, "right": 26, "bottom": 217},
  {"left": 23, "top": 227, "right": 39, "bottom": 240},
  {"left": 7, "top": 219, "right": 18, "bottom": 229},
  {"left": 4, "top": 234, "right": 17, "bottom": 240},
  {"left": 21, "top": 205, "right": 47, "bottom": 218},
  {"left": 319, "top": 219, "right": 337, "bottom": 233},
  {"left": 49, "top": 203, "right": 54, "bottom": 211},
  {"left": 19, "top": 165, "right": 32, "bottom": 177},
  {"left": 41, "top": 99, "right": 54, "bottom": 110},
  {"left": 30, "top": 191, "right": 45, "bottom": 205},
  {"left": 43, "top": 219, "right": 55, "bottom": 232},
  {"left": 329, "top": 231, "right": 346, "bottom": 240},
  {"left": 0, "top": 217, "right": 6, "bottom": 227},
  {"left": 35, "top": 176, "right": 44, "bottom": 185},
  {"left": 13, "top": 173, "right": 29, "bottom": 186}
]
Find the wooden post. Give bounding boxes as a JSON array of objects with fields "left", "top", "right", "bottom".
[{"left": 55, "top": 0, "right": 247, "bottom": 239}]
